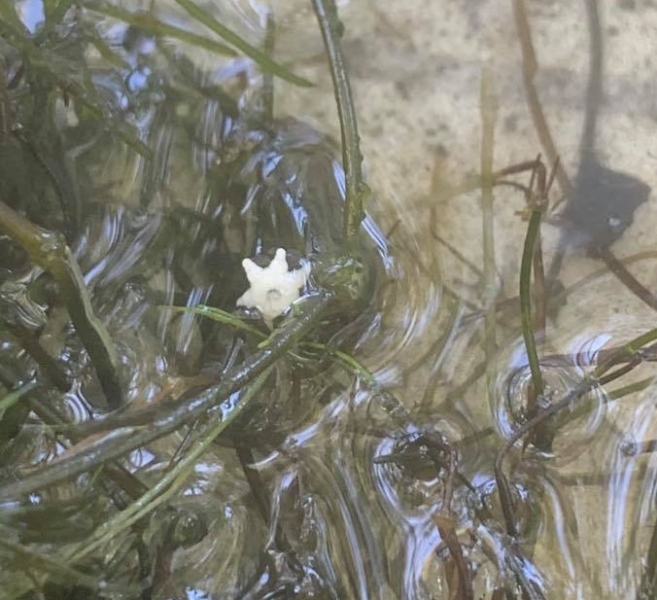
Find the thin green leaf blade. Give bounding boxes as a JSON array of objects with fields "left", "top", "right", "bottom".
[
  {"left": 0, "top": 381, "right": 38, "bottom": 421},
  {"left": 165, "top": 305, "right": 265, "bottom": 338},
  {"left": 174, "top": 0, "right": 313, "bottom": 87},
  {"left": 89, "top": 4, "right": 238, "bottom": 58}
]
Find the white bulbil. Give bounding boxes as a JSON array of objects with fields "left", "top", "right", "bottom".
[{"left": 237, "top": 248, "right": 310, "bottom": 327}]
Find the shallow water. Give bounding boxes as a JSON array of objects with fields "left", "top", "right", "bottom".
[{"left": 1, "top": 1, "right": 657, "bottom": 599}]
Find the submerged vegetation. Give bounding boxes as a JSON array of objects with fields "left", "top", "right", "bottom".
[{"left": 0, "top": 0, "right": 656, "bottom": 599}]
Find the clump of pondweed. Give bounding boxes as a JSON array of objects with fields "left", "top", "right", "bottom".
[{"left": 0, "top": 2, "right": 388, "bottom": 598}]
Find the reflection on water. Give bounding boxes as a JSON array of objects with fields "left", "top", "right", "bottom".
[{"left": 1, "top": 1, "right": 657, "bottom": 599}]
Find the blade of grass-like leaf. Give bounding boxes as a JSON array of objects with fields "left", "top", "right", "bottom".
[
  {"left": 173, "top": 0, "right": 312, "bottom": 87},
  {"left": 311, "top": 0, "right": 367, "bottom": 242},
  {"left": 607, "top": 376, "right": 654, "bottom": 401},
  {"left": 165, "top": 304, "right": 265, "bottom": 338},
  {"left": 0, "top": 381, "right": 38, "bottom": 421},
  {"left": 519, "top": 208, "right": 545, "bottom": 398},
  {"left": 89, "top": 4, "right": 237, "bottom": 58}
]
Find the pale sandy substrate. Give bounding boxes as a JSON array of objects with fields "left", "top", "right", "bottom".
[
  {"left": 268, "top": 1, "right": 657, "bottom": 597},
  {"left": 214, "top": 0, "right": 657, "bottom": 596}
]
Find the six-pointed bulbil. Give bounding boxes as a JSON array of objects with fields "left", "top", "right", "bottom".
[{"left": 237, "top": 248, "right": 310, "bottom": 327}]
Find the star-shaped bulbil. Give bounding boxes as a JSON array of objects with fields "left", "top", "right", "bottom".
[{"left": 237, "top": 248, "right": 310, "bottom": 327}]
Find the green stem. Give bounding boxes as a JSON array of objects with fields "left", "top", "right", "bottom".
[
  {"left": 0, "top": 292, "right": 331, "bottom": 499},
  {"left": 495, "top": 324, "right": 657, "bottom": 536},
  {"left": 520, "top": 208, "right": 545, "bottom": 398},
  {"left": 0, "top": 201, "right": 122, "bottom": 408},
  {"left": 594, "top": 326, "right": 657, "bottom": 377},
  {"left": 89, "top": 3, "right": 237, "bottom": 58},
  {"left": 173, "top": 0, "right": 312, "bottom": 87},
  {"left": 66, "top": 367, "right": 272, "bottom": 563},
  {"left": 607, "top": 376, "right": 654, "bottom": 400},
  {"left": 311, "top": 0, "right": 365, "bottom": 242}
]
